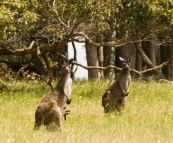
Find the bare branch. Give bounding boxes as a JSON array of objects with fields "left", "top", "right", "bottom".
[
  {"left": 71, "top": 40, "right": 77, "bottom": 62},
  {"left": 56, "top": 52, "right": 69, "bottom": 61},
  {"left": 15, "top": 42, "right": 35, "bottom": 79},
  {"left": 0, "top": 44, "right": 53, "bottom": 55},
  {"left": 0, "top": 78, "right": 8, "bottom": 88},
  {"left": 73, "top": 61, "right": 122, "bottom": 71},
  {"left": 36, "top": 47, "right": 48, "bottom": 73},
  {"left": 49, "top": 5, "right": 68, "bottom": 29},
  {"left": 71, "top": 40, "right": 78, "bottom": 74},
  {"left": 130, "top": 69, "right": 143, "bottom": 76},
  {"left": 0, "top": 59, "right": 38, "bottom": 64},
  {"left": 45, "top": 52, "right": 53, "bottom": 89},
  {"left": 140, "top": 61, "right": 169, "bottom": 74},
  {"left": 16, "top": 55, "right": 32, "bottom": 79},
  {"left": 55, "top": 52, "right": 168, "bottom": 77},
  {"left": 36, "top": 47, "right": 53, "bottom": 89},
  {"left": 135, "top": 42, "right": 155, "bottom": 68},
  {"left": 28, "top": 41, "right": 36, "bottom": 49},
  {"left": 73, "top": 32, "right": 148, "bottom": 48}
]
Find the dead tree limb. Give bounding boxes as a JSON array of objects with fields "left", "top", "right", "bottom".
[
  {"left": 16, "top": 47, "right": 34, "bottom": 80},
  {"left": 37, "top": 47, "right": 53, "bottom": 89},
  {"left": 37, "top": 47, "right": 49, "bottom": 73},
  {"left": 73, "top": 61, "right": 122, "bottom": 71},
  {"left": 56, "top": 52, "right": 168, "bottom": 77},
  {"left": 28, "top": 41, "right": 35, "bottom": 49},
  {"left": 0, "top": 59, "right": 38, "bottom": 65},
  {"left": 73, "top": 61, "right": 168, "bottom": 77},
  {"left": 130, "top": 69, "right": 143, "bottom": 76},
  {"left": 135, "top": 42, "right": 155, "bottom": 68},
  {"left": 74, "top": 32, "right": 148, "bottom": 48},
  {"left": 0, "top": 78, "right": 8, "bottom": 88},
  {"left": 16, "top": 62, "right": 30, "bottom": 79},
  {"left": 159, "top": 79, "right": 173, "bottom": 85},
  {"left": 73, "top": 61, "right": 141, "bottom": 75},
  {"left": 71, "top": 40, "right": 78, "bottom": 78},
  {"left": 16, "top": 41, "right": 35, "bottom": 79},
  {"left": 45, "top": 52, "right": 53, "bottom": 89},
  {"left": 140, "top": 60, "right": 169, "bottom": 75}
]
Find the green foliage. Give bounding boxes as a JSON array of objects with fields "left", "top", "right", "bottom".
[
  {"left": 1, "top": 0, "right": 173, "bottom": 49},
  {"left": 0, "top": 0, "right": 40, "bottom": 45},
  {"left": 0, "top": 79, "right": 173, "bottom": 142}
]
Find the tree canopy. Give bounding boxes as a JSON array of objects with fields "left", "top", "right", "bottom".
[
  {"left": 0, "top": 0, "right": 173, "bottom": 82},
  {"left": 0, "top": 0, "right": 173, "bottom": 54}
]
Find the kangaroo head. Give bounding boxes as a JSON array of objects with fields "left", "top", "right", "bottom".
[
  {"left": 61, "top": 58, "right": 74, "bottom": 74},
  {"left": 119, "top": 57, "right": 131, "bottom": 70},
  {"left": 61, "top": 58, "right": 73, "bottom": 104}
]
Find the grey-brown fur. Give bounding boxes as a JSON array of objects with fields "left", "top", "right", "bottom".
[
  {"left": 102, "top": 57, "right": 131, "bottom": 114},
  {"left": 34, "top": 58, "right": 73, "bottom": 130}
]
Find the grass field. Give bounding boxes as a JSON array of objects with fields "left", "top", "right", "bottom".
[{"left": 0, "top": 79, "right": 173, "bottom": 143}]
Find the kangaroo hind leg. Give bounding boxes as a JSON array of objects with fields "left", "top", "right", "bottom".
[
  {"left": 52, "top": 108, "right": 63, "bottom": 131},
  {"left": 34, "top": 117, "right": 41, "bottom": 130},
  {"left": 102, "top": 91, "right": 111, "bottom": 114}
]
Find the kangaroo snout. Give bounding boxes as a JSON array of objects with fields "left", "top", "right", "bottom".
[
  {"left": 124, "top": 65, "right": 129, "bottom": 70},
  {"left": 67, "top": 98, "right": 72, "bottom": 104}
]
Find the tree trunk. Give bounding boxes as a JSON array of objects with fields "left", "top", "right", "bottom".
[
  {"left": 97, "top": 46, "right": 104, "bottom": 79},
  {"left": 85, "top": 41, "right": 99, "bottom": 79},
  {"left": 168, "top": 46, "right": 173, "bottom": 79},
  {"left": 136, "top": 40, "right": 163, "bottom": 77},
  {"left": 115, "top": 37, "right": 136, "bottom": 72},
  {"left": 160, "top": 45, "right": 169, "bottom": 76},
  {"left": 152, "top": 37, "right": 161, "bottom": 66},
  {"left": 103, "top": 47, "right": 111, "bottom": 78},
  {"left": 142, "top": 41, "right": 156, "bottom": 65},
  {"left": 102, "top": 21, "right": 114, "bottom": 79},
  {"left": 135, "top": 42, "right": 155, "bottom": 68},
  {"left": 136, "top": 49, "right": 142, "bottom": 71}
]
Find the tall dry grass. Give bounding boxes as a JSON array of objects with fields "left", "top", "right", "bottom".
[{"left": 0, "top": 79, "right": 173, "bottom": 143}]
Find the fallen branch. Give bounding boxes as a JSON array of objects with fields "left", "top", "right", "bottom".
[
  {"left": 159, "top": 79, "right": 173, "bottom": 85},
  {"left": 16, "top": 55, "right": 32, "bottom": 79},
  {"left": 16, "top": 64, "right": 29, "bottom": 79}
]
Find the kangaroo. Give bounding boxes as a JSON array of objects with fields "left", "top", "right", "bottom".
[
  {"left": 102, "top": 57, "right": 131, "bottom": 114},
  {"left": 34, "top": 58, "right": 73, "bottom": 131}
]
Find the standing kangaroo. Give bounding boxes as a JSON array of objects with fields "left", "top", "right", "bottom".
[
  {"left": 102, "top": 57, "right": 131, "bottom": 114},
  {"left": 34, "top": 58, "right": 73, "bottom": 130}
]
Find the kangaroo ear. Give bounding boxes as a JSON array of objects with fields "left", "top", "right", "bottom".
[
  {"left": 69, "top": 58, "right": 74, "bottom": 65},
  {"left": 119, "top": 57, "right": 125, "bottom": 62},
  {"left": 61, "top": 60, "right": 65, "bottom": 65},
  {"left": 128, "top": 58, "right": 131, "bottom": 62}
]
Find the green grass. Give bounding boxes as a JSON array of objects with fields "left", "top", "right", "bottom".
[{"left": 0, "top": 79, "right": 173, "bottom": 143}]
